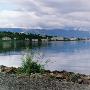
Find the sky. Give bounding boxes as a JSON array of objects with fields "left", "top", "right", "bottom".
[{"left": 0, "top": 0, "right": 90, "bottom": 31}]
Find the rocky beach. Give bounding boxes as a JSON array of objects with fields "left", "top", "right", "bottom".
[{"left": 0, "top": 65, "right": 90, "bottom": 90}]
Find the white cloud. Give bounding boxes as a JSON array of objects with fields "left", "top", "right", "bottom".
[{"left": 0, "top": 0, "right": 90, "bottom": 30}]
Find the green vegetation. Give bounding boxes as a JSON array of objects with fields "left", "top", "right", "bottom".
[
  {"left": 0, "top": 31, "right": 52, "bottom": 41},
  {"left": 17, "top": 54, "right": 45, "bottom": 75}
]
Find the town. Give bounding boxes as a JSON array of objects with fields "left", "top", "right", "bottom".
[{"left": 0, "top": 31, "right": 89, "bottom": 42}]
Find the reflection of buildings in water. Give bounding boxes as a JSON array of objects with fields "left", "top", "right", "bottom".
[
  {"left": 0, "top": 40, "right": 51, "bottom": 52},
  {"left": 25, "top": 41, "right": 30, "bottom": 46},
  {"left": 13, "top": 41, "right": 17, "bottom": 50},
  {"left": 2, "top": 41, "right": 12, "bottom": 49}
]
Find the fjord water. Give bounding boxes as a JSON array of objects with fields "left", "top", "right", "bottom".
[{"left": 0, "top": 40, "right": 90, "bottom": 74}]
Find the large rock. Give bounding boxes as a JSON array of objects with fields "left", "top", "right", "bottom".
[
  {"left": 0, "top": 65, "right": 17, "bottom": 74},
  {"left": 0, "top": 65, "right": 6, "bottom": 72},
  {"left": 5, "top": 67, "right": 17, "bottom": 74}
]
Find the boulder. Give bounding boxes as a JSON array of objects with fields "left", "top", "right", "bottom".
[
  {"left": 0, "top": 65, "right": 6, "bottom": 72},
  {"left": 0, "top": 66, "right": 17, "bottom": 74},
  {"left": 5, "top": 67, "right": 17, "bottom": 74}
]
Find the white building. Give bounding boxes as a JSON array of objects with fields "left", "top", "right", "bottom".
[
  {"left": 32, "top": 39, "right": 38, "bottom": 42},
  {"left": 2, "top": 37, "right": 11, "bottom": 40},
  {"left": 25, "top": 38, "right": 29, "bottom": 40},
  {"left": 70, "top": 38, "right": 77, "bottom": 41},
  {"left": 51, "top": 37, "right": 64, "bottom": 41},
  {"left": 41, "top": 39, "right": 48, "bottom": 42},
  {"left": 41, "top": 37, "right": 49, "bottom": 42},
  {"left": 14, "top": 38, "right": 17, "bottom": 40}
]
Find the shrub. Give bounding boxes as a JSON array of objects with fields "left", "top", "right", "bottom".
[{"left": 17, "top": 54, "right": 45, "bottom": 75}]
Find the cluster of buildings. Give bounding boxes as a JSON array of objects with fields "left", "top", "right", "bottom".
[
  {"left": 50, "top": 36, "right": 89, "bottom": 41},
  {"left": 1, "top": 36, "right": 49, "bottom": 42},
  {"left": 1, "top": 36, "right": 89, "bottom": 41},
  {"left": 2, "top": 37, "right": 12, "bottom": 40}
]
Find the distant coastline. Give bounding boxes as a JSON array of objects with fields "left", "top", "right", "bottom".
[{"left": 0, "top": 31, "right": 89, "bottom": 42}]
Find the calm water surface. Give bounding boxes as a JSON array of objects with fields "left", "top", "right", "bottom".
[{"left": 0, "top": 40, "right": 90, "bottom": 74}]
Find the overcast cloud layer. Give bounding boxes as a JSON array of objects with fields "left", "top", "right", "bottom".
[{"left": 0, "top": 0, "right": 90, "bottom": 30}]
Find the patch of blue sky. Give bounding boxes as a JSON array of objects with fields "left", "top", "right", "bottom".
[{"left": 0, "top": 2, "right": 17, "bottom": 11}]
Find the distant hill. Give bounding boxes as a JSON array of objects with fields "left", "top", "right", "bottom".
[
  {"left": 0, "top": 28, "right": 90, "bottom": 38},
  {"left": 0, "top": 28, "right": 23, "bottom": 32}
]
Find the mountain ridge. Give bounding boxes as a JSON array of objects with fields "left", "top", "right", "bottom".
[{"left": 0, "top": 28, "right": 89, "bottom": 38}]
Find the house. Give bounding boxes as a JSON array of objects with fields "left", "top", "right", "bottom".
[
  {"left": 2, "top": 37, "right": 11, "bottom": 40},
  {"left": 25, "top": 38, "right": 29, "bottom": 40},
  {"left": 51, "top": 36, "right": 64, "bottom": 41},
  {"left": 41, "top": 39, "right": 48, "bottom": 42},
  {"left": 14, "top": 38, "right": 17, "bottom": 40},
  {"left": 41, "top": 37, "right": 48, "bottom": 42},
  {"left": 32, "top": 39, "right": 38, "bottom": 42},
  {"left": 70, "top": 38, "right": 77, "bottom": 41}
]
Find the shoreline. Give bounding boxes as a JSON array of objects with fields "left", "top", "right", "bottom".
[
  {"left": 0, "top": 65, "right": 90, "bottom": 85},
  {"left": 0, "top": 65, "right": 90, "bottom": 90}
]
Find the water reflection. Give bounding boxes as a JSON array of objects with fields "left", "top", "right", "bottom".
[
  {"left": 0, "top": 41, "right": 90, "bottom": 74},
  {"left": 0, "top": 41, "right": 48, "bottom": 54}
]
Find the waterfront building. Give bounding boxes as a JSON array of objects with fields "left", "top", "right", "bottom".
[
  {"left": 25, "top": 38, "right": 29, "bottom": 40},
  {"left": 51, "top": 36, "right": 64, "bottom": 41},
  {"left": 69, "top": 37, "right": 77, "bottom": 41},
  {"left": 2, "top": 37, "right": 11, "bottom": 40},
  {"left": 32, "top": 39, "right": 38, "bottom": 42}
]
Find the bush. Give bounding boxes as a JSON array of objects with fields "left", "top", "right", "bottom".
[{"left": 17, "top": 54, "right": 45, "bottom": 75}]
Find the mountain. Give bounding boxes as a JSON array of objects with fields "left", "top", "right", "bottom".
[
  {"left": 0, "top": 28, "right": 23, "bottom": 32},
  {"left": 0, "top": 28, "right": 90, "bottom": 38},
  {"left": 34, "top": 29, "right": 90, "bottom": 38}
]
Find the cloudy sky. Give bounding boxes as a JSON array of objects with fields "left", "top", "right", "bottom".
[{"left": 0, "top": 0, "right": 90, "bottom": 30}]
